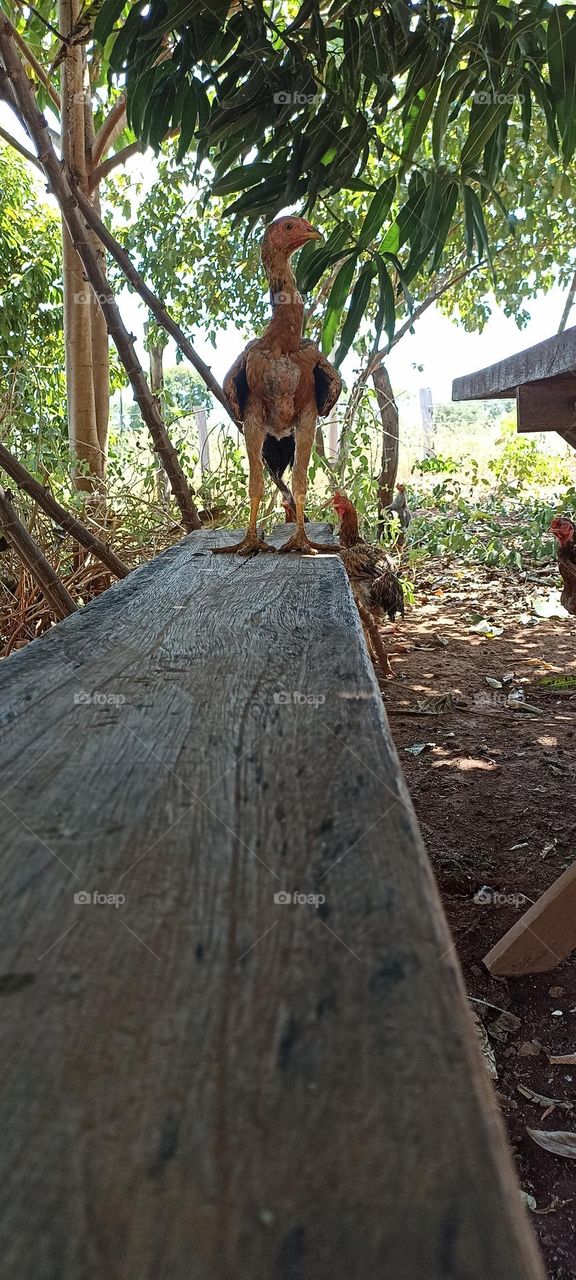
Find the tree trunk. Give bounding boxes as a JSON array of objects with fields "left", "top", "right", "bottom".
[
  {"left": 85, "top": 106, "right": 110, "bottom": 465},
  {"left": 149, "top": 338, "right": 170, "bottom": 503},
  {"left": 373, "top": 365, "right": 399, "bottom": 522},
  {"left": 58, "top": 0, "right": 103, "bottom": 497}
]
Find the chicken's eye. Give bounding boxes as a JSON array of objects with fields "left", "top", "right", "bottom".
[{"left": 285, "top": 222, "right": 293, "bottom": 230}]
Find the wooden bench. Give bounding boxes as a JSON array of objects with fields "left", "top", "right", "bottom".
[{"left": 0, "top": 526, "right": 545, "bottom": 1279}]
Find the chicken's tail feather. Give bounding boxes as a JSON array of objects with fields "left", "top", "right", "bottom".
[{"left": 262, "top": 434, "right": 295, "bottom": 479}]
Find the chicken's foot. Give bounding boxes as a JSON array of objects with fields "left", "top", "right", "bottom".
[{"left": 212, "top": 529, "right": 275, "bottom": 557}]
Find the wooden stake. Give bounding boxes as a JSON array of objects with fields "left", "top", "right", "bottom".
[
  {"left": 0, "top": 488, "right": 76, "bottom": 620},
  {"left": 0, "top": 442, "right": 129, "bottom": 579},
  {"left": 484, "top": 860, "right": 576, "bottom": 976}
]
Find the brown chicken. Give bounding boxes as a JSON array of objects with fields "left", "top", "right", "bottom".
[
  {"left": 332, "top": 493, "right": 404, "bottom": 677},
  {"left": 550, "top": 515, "right": 576, "bottom": 615},
  {"left": 214, "top": 216, "right": 342, "bottom": 556}
]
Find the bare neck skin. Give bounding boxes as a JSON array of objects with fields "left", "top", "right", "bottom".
[{"left": 260, "top": 245, "right": 304, "bottom": 353}]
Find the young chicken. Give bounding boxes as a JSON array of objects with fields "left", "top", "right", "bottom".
[
  {"left": 332, "top": 493, "right": 404, "bottom": 677},
  {"left": 550, "top": 515, "right": 576, "bottom": 615},
  {"left": 214, "top": 216, "right": 342, "bottom": 557}
]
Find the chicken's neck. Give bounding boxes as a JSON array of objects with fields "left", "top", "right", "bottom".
[
  {"left": 339, "top": 512, "right": 361, "bottom": 547},
  {"left": 261, "top": 248, "right": 304, "bottom": 353}
]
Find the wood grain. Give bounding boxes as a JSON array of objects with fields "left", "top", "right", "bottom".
[
  {"left": 485, "top": 859, "right": 576, "bottom": 976},
  {"left": 452, "top": 323, "right": 576, "bottom": 400},
  {"left": 0, "top": 525, "right": 545, "bottom": 1280}
]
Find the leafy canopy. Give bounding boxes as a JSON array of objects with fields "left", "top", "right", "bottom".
[{"left": 93, "top": 0, "right": 576, "bottom": 362}]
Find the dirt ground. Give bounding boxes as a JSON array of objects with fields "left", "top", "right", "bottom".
[{"left": 380, "top": 557, "right": 576, "bottom": 1279}]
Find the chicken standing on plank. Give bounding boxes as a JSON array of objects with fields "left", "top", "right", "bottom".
[
  {"left": 332, "top": 493, "right": 404, "bottom": 678},
  {"left": 213, "top": 216, "right": 342, "bottom": 556},
  {"left": 550, "top": 515, "right": 576, "bottom": 615}
]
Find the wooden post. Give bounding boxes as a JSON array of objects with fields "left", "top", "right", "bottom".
[
  {"left": 195, "top": 408, "right": 210, "bottom": 473},
  {"left": 0, "top": 488, "right": 76, "bottom": 619}
]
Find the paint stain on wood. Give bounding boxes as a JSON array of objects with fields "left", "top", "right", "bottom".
[
  {"left": 0, "top": 973, "right": 35, "bottom": 996},
  {"left": 277, "top": 1225, "right": 306, "bottom": 1279}
]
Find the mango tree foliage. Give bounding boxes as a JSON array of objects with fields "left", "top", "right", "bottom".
[
  {"left": 93, "top": 0, "right": 576, "bottom": 362},
  {"left": 0, "top": 143, "right": 65, "bottom": 461}
]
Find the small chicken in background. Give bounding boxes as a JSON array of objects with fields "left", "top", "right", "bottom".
[
  {"left": 550, "top": 515, "right": 576, "bottom": 615},
  {"left": 332, "top": 493, "right": 404, "bottom": 678},
  {"left": 381, "top": 483, "right": 411, "bottom": 549}
]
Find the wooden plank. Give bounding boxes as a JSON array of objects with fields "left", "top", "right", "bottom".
[
  {"left": 0, "top": 525, "right": 545, "bottom": 1280},
  {"left": 484, "top": 860, "right": 576, "bottom": 977},
  {"left": 517, "top": 373, "right": 576, "bottom": 433},
  {"left": 452, "top": 323, "right": 576, "bottom": 400}
]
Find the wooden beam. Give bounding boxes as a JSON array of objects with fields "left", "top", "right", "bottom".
[
  {"left": 517, "top": 374, "right": 576, "bottom": 433},
  {"left": 0, "top": 525, "right": 545, "bottom": 1280},
  {"left": 452, "top": 324, "right": 576, "bottom": 401},
  {"left": 484, "top": 860, "right": 576, "bottom": 977}
]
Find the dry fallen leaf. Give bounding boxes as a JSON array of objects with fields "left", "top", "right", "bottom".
[
  {"left": 518, "top": 1085, "right": 573, "bottom": 1111},
  {"left": 405, "top": 741, "right": 435, "bottom": 756},
  {"left": 528, "top": 1129, "right": 576, "bottom": 1159},
  {"left": 488, "top": 1011, "right": 522, "bottom": 1043}
]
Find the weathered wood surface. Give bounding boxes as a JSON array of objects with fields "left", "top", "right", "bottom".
[
  {"left": 485, "top": 859, "right": 576, "bottom": 976},
  {"left": 517, "top": 374, "right": 576, "bottom": 434},
  {"left": 0, "top": 525, "right": 545, "bottom": 1280},
  {"left": 452, "top": 323, "right": 576, "bottom": 400}
]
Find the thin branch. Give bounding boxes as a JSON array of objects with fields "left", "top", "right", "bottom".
[
  {"left": 89, "top": 140, "right": 142, "bottom": 189},
  {"left": 0, "top": 487, "right": 77, "bottom": 620},
  {"left": 0, "top": 13, "right": 201, "bottom": 533},
  {"left": 0, "top": 441, "right": 129, "bottom": 579},
  {"left": 10, "top": 19, "right": 60, "bottom": 111},
  {"left": 558, "top": 269, "right": 576, "bottom": 334},
  {"left": 0, "top": 122, "right": 42, "bottom": 169},
  {"left": 92, "top": 96, "right": 126, "bottom": 168}
]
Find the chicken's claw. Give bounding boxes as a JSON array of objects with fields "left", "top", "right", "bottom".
[
  {"left": 279, "top": 530, "right": 341, "bottom": 555},
  {"left": 212, "top": 531, "right": 275, "bottom": 557}
]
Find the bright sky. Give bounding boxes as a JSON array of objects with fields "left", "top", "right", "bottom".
[{"left": 1, "top": 101, "right": 570, "bottom": 411}]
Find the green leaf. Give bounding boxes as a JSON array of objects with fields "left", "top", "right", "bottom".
[
  {"left": 373, "top": 256, "right": 396, "bottom": 348},
  {"left": 334, "top": 262, "right": 375, "bottom": 366},
  {"left": 176, "top": 82, "right": 199, "bottom": 162},
  {"left": 356, "top": 177, "right": 396, "bottom": 251},
  {"left": 93, "top": 0, "right": 128, "bottom": 46},
  {"left": 401, "top": 81, "right": 439, "bottom": 172},
  {"left": 461, "top": 94, "right": 511, "bottom": 171},
  {"left": 321, "top": 254, "right": 357, "bottom": 354},
  {"left": 547, "top": 7, "right": 576, "bottom": 162},
  {"left": 432, "top": 68, "right": 470, "bottom": 163}
]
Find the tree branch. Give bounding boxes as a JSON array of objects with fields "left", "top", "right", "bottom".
[
  {"left": 0, "top": 122, "right": 42, "bottom": 169},
  {"left": 89, "top": 140, "right": 142, "bottom": 189},
  {"left": 92, "top": 96, "right": 126, "bottom": 168},
  {"left": 10, "top": 20, "right": 60, "bottom": 111},
  {"left": 0, "top": 440, "right": 129, "bottom": 579},
  {"left": 0, "top": 487, "right": 77, "bottom": 620},
  {"left": 0, "top": 14, "right": 201, "bottom": 533}
]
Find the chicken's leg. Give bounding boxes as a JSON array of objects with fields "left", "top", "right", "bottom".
[
  {"left": 213, "top": 420, "right": 275, "bottom": 556},
  {"left": 279, "top": 412, "right": 339, "bottom": 555}
]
